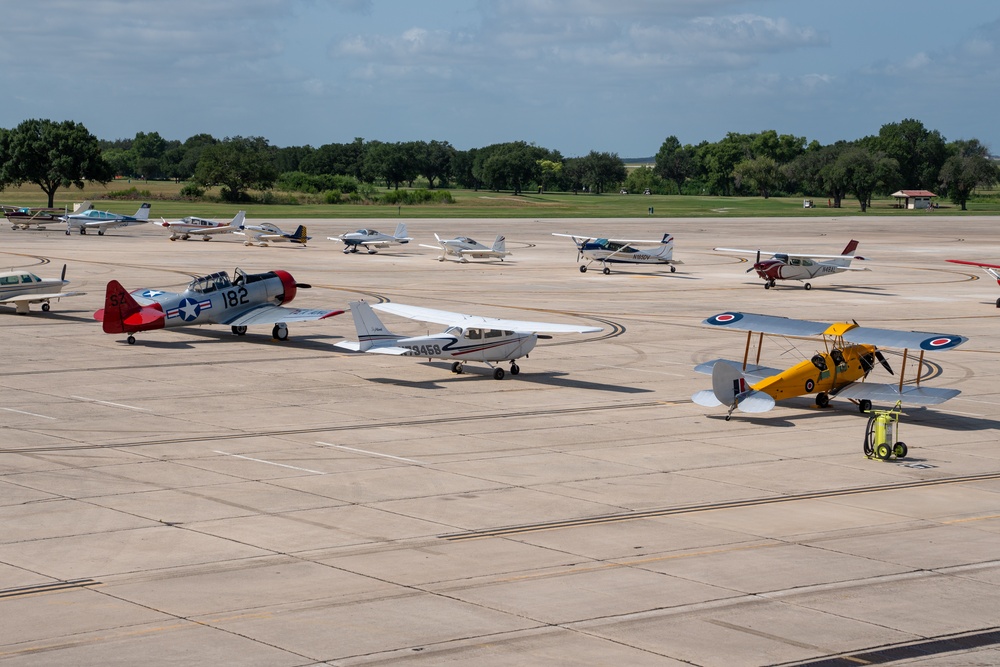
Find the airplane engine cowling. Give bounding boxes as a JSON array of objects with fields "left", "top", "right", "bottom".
[{"left": 273, "top": 270, "right": 297, "bottom": 304}]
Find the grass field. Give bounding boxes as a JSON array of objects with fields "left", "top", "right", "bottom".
[{"left": 3, "top": 180, "right": 999, "bottom": 218}]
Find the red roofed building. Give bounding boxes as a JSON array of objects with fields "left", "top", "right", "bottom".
[{"left": 891, "top": 190, "right": 937, "bottom": 209}]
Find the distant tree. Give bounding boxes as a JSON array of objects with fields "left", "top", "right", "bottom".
[
  {"left": 0, "top": 119, "right": 113, "bottom": 207},
  {"left": 131, "top": 131, "right": 168, "bottom": 179},
  {"left": 419, "top": 140, "right": 456, "bottom": 188},
  {"left": 193, "top": 135, "right": 277, "bottom": 202},
  {"left": 362, "top": 141, "right": 419, "bottom": 189},
  {"left": 301, "top": 138, "right": 364, "bottom": 179},
  {"left": 783, "top": 141, "right": 852, "bottom": 207},
  {"left": 623, "top": 165, "right": 672, "bottom": 195},
  {"left": 939, "top": 139, "right": 1000, "bottom": 211},
  {"left": 828, "top": 145, "right": 900, "bottom": 212},
  {"left": 451, "top": 148, "right": 480, "bottom": 189},
  {"left": 732, "top": 156, "right": 784, "bottom": 198},
  {"left": 868, "top": 118, "right": 948, "bottom": 190},
  {"left": 654, "top": 136, "right": 695, "bottom": 192},
  {"left": 474, "top": 142, "right": 543, "bottom": 194},
  {"left": 576, "top": 151, "right": 626, "bottom": 194},
  {"left": 273, "top": 145, "right": 315, "bottom": 174},
  {"left": 536, "top": 159, "right": 563, "bottom": 192}
]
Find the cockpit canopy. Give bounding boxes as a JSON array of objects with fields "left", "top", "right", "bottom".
[{"left": 188, "top": 271, "right": 232, "bottom": 293}]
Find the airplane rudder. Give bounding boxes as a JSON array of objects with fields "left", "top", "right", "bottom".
[
  {"left": 101, "top": 280, "right": 137, "bottom": 333},
  {"left": 841, "top": 239, "right": 860, "bottom": 255}
]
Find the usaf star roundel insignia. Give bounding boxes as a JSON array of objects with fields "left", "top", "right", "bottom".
[
  {"left": 706, "top": 312, "right": 743, "bottom": 326},
  {"left": 141, "top": 289, "right": 165, "bottom": 298},
  {"left": 919, "top": 335, "right": 963, "bottom": 351},
  {"left": 177, "top": 297, "right": 202, "bottom": 322}
]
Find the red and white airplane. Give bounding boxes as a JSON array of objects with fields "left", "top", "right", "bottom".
[
  {"left": 714, "top": 240, "right": 868, "bottom": 290},
  {"left": 95, "top": 267, "right": 343, "bottom": 344},
  {"left": 160, "top": 211, "right": 244, "bottom": 241},
  {"left": 947, "top": 259, "right": 1000, "bottom": 306}
]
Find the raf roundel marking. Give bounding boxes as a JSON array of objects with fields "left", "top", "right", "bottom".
[
  {"left": 805, "top": 379, "right": 815, "bottom": 392},
  {"left": 707, "top": 312, "right": 743, "bottom": 326},
  {"left": 919, "top": 335, "right": 963, "bottom": 351}
]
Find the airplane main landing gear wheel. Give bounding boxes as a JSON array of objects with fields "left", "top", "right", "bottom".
[
  {"left": 764, "top": 282, "right": 771, "bottom": 289},
  {"left": 451, "top": 361, "right": 463, "bottom": 374},
  {"left": 602, "top": 267, "right": 611, "bottom": 275},
  {"left": 493, "top": 367, "right": 505, "bottom": 380},
  {"left": 804, "top": 282, "right": 812, "bottom": 290},
  {"left": 858, "top": 399, "right": 872, "bottom": 413},
  {"left": 272, "top": 324, "right": 289, "bottom": 341},
  {"left": 579, "top": 265, "right": 587, "bottom": 273},
  {"left": 510, "top": 363, "right": 520, "bottom": 375},
  {"left": 98, "top": 230, "right": 105, "bottom": 236},
  {"left": 995, "top": 297, "right": 1000, "bottom": 308},
  {"left": 127, "top": 335, "right": 136, "bottom": 345},
  {"left": 816, "top": 392, "right": 830, "bottom": 408},
  {"left": 350, "top": 246, "right": 359, "bottom": 253},
  {"left": 41, "top": 303, "right": 50, "bottom": 312},
  {"left": 670, "top": 265, "right": 676, "bottom": 273},
  {"left": 232, "top": 325, "right": 248, "bottom": 336}
]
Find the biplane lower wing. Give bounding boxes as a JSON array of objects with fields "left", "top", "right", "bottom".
[{"left": 833, "top": 383, "right": 960, "bottom": 405}]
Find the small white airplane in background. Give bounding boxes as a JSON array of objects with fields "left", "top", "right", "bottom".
[
  {"left": 0, "top": 264, "right": 85, "bottom": 314},
  {"left": 421, "top": 234, "right": 510, "bottom": 262},
  {"left": 337, "top": 301, "right": 602, "bottom": 380},
  {"left": 714, "top": 240, "right": 868, "bottom": 290},
  {"left": 237, "top": 222, "right": 310, "bottom": 247},
  {"left": 63, "top": 201, "right": 151, "bottom": 236},
  {"left": 160, "top": 211, "right": 245, "bottom": 241},
  {"left": 329, "top": 224, "right": 412, "bottom": 254},
  {"left": 553, "top": 233, "right": 682, "bottom": 274}
]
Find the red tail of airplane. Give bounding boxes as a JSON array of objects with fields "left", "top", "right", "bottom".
[
  {"left": 841, "top": 239, "right": 860, "bottom": 256},
  {"left": 94, "top": 280, "right": 165, "bottom": 334}
]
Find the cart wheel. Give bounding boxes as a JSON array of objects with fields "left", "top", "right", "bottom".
[
  {"left": 893, "top": 442, "right": 908, "bottom": 458},
  {"left": 876, "top": 443, "right": 892, "bottom": 460}
]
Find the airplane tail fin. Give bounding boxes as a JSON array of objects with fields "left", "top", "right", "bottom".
[
  {"left": 134, "top": 203, "right": 151, "bottom": 221},
  {"left": 348, "top": 301, "right": 402, "bottom": 351},
  {"left": 654, "top": 233, "right": 675, "bottom": 259},
  {"left": 291, "top": 225, "right": 308, "bottom": 244},
  {"left": 94, "top": 281, "right": 165, "bottom": 334},
  {"left": 829, "top": 239, "right": 861, "bottom": 267},
  {"left": 492, "top": 235, "right": 506, "bottom": 254},
  {"left": 692, "top": 361, "right": 775, "bottom": 415},
  {"left": 231, "top": 211, "right": 246, "bottom": 228},
  {"left": 393, "top": 222, "right": 409, "bottom": 241}
]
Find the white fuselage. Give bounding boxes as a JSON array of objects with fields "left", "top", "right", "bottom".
[
  {"left": 384, "top": 328, "right": 538, "bottom": 362},
  {"left": 0, "top": 272, "right": 65, "bottom": 299}
]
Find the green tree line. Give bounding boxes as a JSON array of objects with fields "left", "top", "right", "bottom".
[{"left": 1, "top": 117, "right": 997, "bottom": 209}]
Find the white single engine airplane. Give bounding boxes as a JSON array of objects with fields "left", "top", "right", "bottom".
[
  {"left": 337, "top": 301, "right": 602, "bottom": 379},
  {"left": 4, "top": 206, "right": 64, "bottom": 230},
  {"left": 946, "top": 259, "right": 1000, "bottom": 307},
  {"left": 713, "top": 240, "right": 868, "bottom": 290},
  {"left": 329, "top": 224, "right": 412, "bottom": 254},
  {"left": 63, "top": 201, "right": 151, "bottom": 236},
  {"left": 420, "top": 234, "right": 510, "bottom": 262},
  {"left": 236, "top": 222, "right": 310, "bottom": 247},
  {"left": 160, "top": 211, "right": 245, "bottom": 241},
  {"left": 95, "top": 267, "right": 343, "bottom": 344},
  {"left": 552, "top": 233, "right": 682, "bottom": 274},
  {"left": 0, "top": 265, "right": 84, "bottom": 314}
]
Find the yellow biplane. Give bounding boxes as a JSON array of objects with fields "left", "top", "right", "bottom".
[{"left": 692, "top": 312, "right": 967, "bottom": 420}]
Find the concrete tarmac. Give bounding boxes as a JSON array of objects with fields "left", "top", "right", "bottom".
[{"left": 2, "top": 214, "right": 1000, "bottom": 666}]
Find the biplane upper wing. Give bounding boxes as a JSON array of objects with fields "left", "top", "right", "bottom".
[
  {"left": 843, "top": 327, "right": 967, "bottom": 351},
  {"left": 702, "top": 312, "right": 830, "bottom": 337},
  {"left": 372, "top": 303, "right": 602, "bottom": 334}
]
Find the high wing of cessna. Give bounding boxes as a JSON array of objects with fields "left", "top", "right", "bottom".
[
  {"left": 0, "top": 264, "right": 84, "bottom": 314},
  {"left": 714, "top": 240, "right": 868, "bottom": 290},
  {"left": 236, "top": 222, "right": 310, "bottom": 247},
  {"left": 552, "top": 233, "right": 682, "bottom": 274},
  {"left": 63, "top": 201, "right": 151, "bottom": 235},
  {"left": 946, "top": 259, "right": 1000, "bottom": 307},
  {"left": 94, "top": 268, "right": 343, "bottom": 344},
  {"left": 4, "top": 206, "right": 64, "bottom": 230},
  {"left": 420, "top": 234, "right": 510, "bottom": 262},
  {"left": 328, "top": 223, "right": 412, "bottom": 254},
  {"left": 336, "top": 301, "right": 603, "bottom": 380},
  {"left": 692, "top": 312, "right": 967, "bottom": 420},
  {"left": 160, "top": 211, "right": 245, "bottom": 241}
]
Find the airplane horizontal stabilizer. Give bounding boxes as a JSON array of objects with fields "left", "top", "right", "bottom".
[
  {"left": 693, "top": 358, "right": 781, "bottom": 382},
  {"left": 692, "top": 390, "right": 722, "bottom": 407},
  {"left": 735, "top": 390, "right": 776, "bottom": 413}
]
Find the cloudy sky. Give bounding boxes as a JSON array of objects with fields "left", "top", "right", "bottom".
[{"left": 2, "top": 1, "right": 998, "bottom": 157}]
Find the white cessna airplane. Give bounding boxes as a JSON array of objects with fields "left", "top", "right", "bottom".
[
  {"left": 160, "top": 211, "right": 245, "bottom": 241},
  {"left": 337, "top": 301, "right": 602, "bottom": 379},
  {"left": 329, "top": 224, "right": 412, "bottom": 254},
  {"left": 0, "top": 265, "right": 84, "bottom": 314},
  {"left": 420, "top": 234, "right": 510, "bottom": 262},
  {"left": 553, "top": 233, "right": 682, "bottom": 274},
  {"left": 63, "top": 201, "right": 151, "bottom": 235},
  {"left": 237, "top": 222, "right": 310, "bottom": 247}
]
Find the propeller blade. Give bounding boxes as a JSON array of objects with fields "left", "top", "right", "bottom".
[
  {"left": 875, "top": 349, "right": 894, "bottom": 375},
  {"left": 295, "top": 283, "right": 312, "bottom": 289},
  {"left": 60, "top": 264, "right": 67, "bottom": 281},
  {"left": 747, "top": 249, "right": 761, "bottom": 273},
  {"left": 537, "top": 334, "right": 553, "bottom": 340}
]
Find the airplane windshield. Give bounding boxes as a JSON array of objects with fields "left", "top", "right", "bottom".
[
  {"left": 774, "top": 253, "right": 789, "bottom": 263},
  {"left": 189, "top": 270, "right": 232, "bottom": 293},
  {"left": 458, "top": 237, "right": 476, "bottom": 244}
]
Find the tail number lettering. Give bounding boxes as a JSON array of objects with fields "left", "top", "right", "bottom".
[
  {"left": 223, "top": 287, "right": 249, "bottom": 308},
  {"left": 404, "top": 344, "right": 442, "bottom": 356}
]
